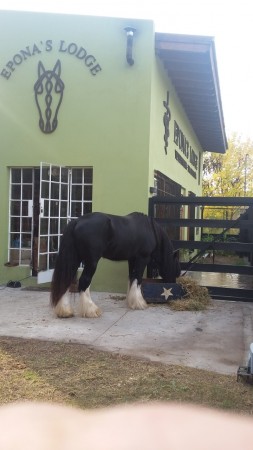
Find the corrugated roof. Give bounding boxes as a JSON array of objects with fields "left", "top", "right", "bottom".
[{"left": 155, "top": 32, "right": 227, "bottom": 153}]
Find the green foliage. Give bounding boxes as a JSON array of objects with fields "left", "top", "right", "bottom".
[
  {"left": 203, "top": 134, "right": 253, "bottom": 198},
  {"left": 202, "top": 134, "right": 253, "bottom": 222}
]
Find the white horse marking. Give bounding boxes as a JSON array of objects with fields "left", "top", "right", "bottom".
[
  {"left": 79, "top": 287, "right": 102, "bottom": 318},
  {"left": 54, "top": 292, "right": 74, "bottom": 318},
  {"left": 126, "top": 279, "right": 148, "bottom": 310}
]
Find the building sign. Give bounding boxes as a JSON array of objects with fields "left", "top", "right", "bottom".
[
  {"left": 1, "top": 39, "right": 102, "bottom": 134},
  {"left": 34, "top": 60, "right": 64, "bottom": 134},
  {"left": 173, "top": 120, "right": 198, "bottom": 179},
  {"left": 1, "top": 39, "right": 102, "bottom": 80},
  {"left": 163, "top": 91, "right": 171, "bottom": 155}
]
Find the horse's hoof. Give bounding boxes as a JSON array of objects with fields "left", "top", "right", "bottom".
[
  {"left": 80, "top": 306, "right": 102, "bottom": 318},
  {"left": 95, "top": 308, "right": 102, "bottom": 317},
  {"left": 127, "top": 297, "right": 148, "bottom": 310},
  {"left": 133, "top": 301, "right": 148, "bottom": 310},
  {"left": 56, "top": 311, "right": 74, "bottom": 319},
  {"left": 94, "top": 307, "right": 102, "bottom": 318},
  {"left": 138, "top": 301, "right": 148, "bottom": 310}
]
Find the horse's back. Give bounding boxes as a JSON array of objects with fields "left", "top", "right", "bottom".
[
  {"left": 74, "top": 213, "right": 111, "bottom": 242},
  {"left": 73, "top": 212, "right": 155, "bottom": 261}
]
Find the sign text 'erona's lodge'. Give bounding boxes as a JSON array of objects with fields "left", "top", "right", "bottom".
[{"left": 1, "top": 40, "right": 102, "bottom": 79}]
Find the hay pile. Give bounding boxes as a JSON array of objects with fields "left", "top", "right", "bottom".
[{"left": 169, "top": 276, "right": 211, "bottom": 311}]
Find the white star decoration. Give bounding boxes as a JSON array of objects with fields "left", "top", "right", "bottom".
[{"left": 161, "top": 287, "right": 173, "bottom": 300}]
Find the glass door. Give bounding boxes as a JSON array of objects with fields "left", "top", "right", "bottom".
[{"left": 37, "top": 162, "right": 70, "bottom": 283}]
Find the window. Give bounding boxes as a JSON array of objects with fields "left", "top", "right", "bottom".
[
  {"left": 8, "top": 166, "right": 93, "bottom": 269},
  {"left": 70, "top": 168, "right": 93, "bottom": 219},
  {"left": 9, "top": 168, "right": 34, "bottom": 266}
]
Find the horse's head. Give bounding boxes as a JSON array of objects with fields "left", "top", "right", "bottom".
[
  {"left": 158, "top": 228, "right": 181, "bottom": 282},
  {"left": 34, "top": 60, "right": 65, "bottom": 134}
]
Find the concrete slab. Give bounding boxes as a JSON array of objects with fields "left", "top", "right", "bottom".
[{"left": 0, "top": 287, "right": 252, "bottom": 375}]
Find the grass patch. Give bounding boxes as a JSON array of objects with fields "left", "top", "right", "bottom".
[{"left": 0, "top": 337, "right": 252, "bottom": 415}]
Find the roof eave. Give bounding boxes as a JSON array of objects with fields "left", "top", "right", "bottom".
[{"left": 155, "top": 32, "right": 228, "bottom": 154}]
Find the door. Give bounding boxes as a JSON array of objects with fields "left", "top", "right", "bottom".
[{"left": 37, "top": 162, "right": 70, "bottom": 283}]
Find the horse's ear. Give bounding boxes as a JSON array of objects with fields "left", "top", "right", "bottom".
[
  {"left": 38, "top": 61, "right": 45, "bottom": 77},
  {"left": 53, "top": 59, "right": 61, "bottom": 77}
]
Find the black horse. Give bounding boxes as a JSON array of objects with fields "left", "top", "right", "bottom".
[{"left": 51, "top": 212, "right": 181, "bottom": 318}]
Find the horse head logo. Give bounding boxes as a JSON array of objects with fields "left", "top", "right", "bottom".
[{"left": 34, "top": 60, "right": 65, "bottom": 134}]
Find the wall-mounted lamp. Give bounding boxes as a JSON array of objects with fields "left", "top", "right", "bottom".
[
  {"left": 124, "top": 27, "right": 136, "bottom": 66},
  {"left": 149, "top": 186, "right": 157, "bottom": 195}
]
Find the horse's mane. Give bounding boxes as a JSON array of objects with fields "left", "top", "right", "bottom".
[{"left": 149, "top": 217, "right": 164, "bottom": 248}]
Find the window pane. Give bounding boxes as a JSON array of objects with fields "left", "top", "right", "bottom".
[
  {"left": 84, "top": 185, "right": 92, "bottom": 200},
  {"left": 10, "top": 234, "right": 20, "bottom": 248},
  {"left": 22, "top": 185, "right": 32, "bottom": 200},
  {"left": 84, "top": 168, "right": 93, "bottom": 183},
  {"left": 11, "top": 201, "right": 20, "bottom": 216},
  {"left": 60, "top": 219, "right": 68, "bottom": 233},
  {"left": 50, "top": 201, "right": 59, "bottom": 217},
  {"left": 11, "top": 217, "right": 20, "bottom": 232},
  {"left": 49, "top": 253, "right": 57, "bottom": 269},
  {"left": 21, "top": 250, "right": 31, "bottom": 264},
  {"left": 51, "top": 166, "right": 60, "bottom": 182},
  {"left": 61, "top": 184, "right": 68, "bottom": 200},
  {"left": 41, "top": 166, "right": 49, "bottom": 181},
  {"left": 61, "top": 168, "right": 68, "bottom": 183},
  {"left": 83, "top": 203, "right": 92, "bottom": 214},
  {"left": 39, "top": 237, "right": 48, "bottom": 253},
  {"left": 12, "top": 169, "right": 21, "bottom": 183},
  {"left": 39, "top": 254, "right": 47, "bottom": 271},
  {"left": 72, "top": 168, "right": 82, "bottom": 183},
  {"left": 50, "top": 219, "right": 59, "bottom": 234},
  {"left": 43, "top": 200, "right": 49, "bottom": 217},
  {"left": 40, "top": 218, "right": 48, "bottom": 235},
  {"left": 51, "top": 183, "right": 59, "bottom": 199},
  {"left": 22, "top": 168, "right": 32, "bottom": 183},
  {"left": 21, "top": 201, "right": 28, "bottom": 216},
  {"left": 71, "top": 202, "right": 82, "bottom": 217},
  {"left": 60, "top": 201, "right": 68, "bottom": 217},
  {"left": 41, "top": 181, "right": 49, "bottom": 198},
  {"left": 11, "top": 185, "right": 21, "bottom": 199},
  {"left": 21, "top": 234, "right": 32, "bottom": 248},
  {"left": 49, "top": 236, "right": 58, "bottom": 252},
  {"left": 22, "top": 217, "right": 32, "bottom": 232},
  {"left": 72, "top": 185, "right": 82, "bottom": 200}
]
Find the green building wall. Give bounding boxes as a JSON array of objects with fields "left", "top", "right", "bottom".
[
  {"left": 0, "top": 11, "right": 204, "bottom": 292},
  {"left": 149, "top": 54, "right": 203, "bottom": 195}
]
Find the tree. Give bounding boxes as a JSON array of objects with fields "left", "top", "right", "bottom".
[
  {"left": 202, "top": 134, "right": 253, "bottom": 224},
  {"left": 203, "top": 134, "right": 253, "bottom": 198}
]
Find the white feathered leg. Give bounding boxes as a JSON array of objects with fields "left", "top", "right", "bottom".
[
  {"left": 54, "top": 292, "right": 74, "bottom": 318},
  {"left": 79, "top": 287, "right": 102, "bottom": 318},
  {"left": 126, "top": 279, "right": 147, "bottom": 310}
]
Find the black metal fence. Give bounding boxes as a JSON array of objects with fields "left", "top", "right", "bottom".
[{"left": 148, "top": 196, "right": 253, "bottom": 301}]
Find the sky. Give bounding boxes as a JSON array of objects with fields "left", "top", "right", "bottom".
[{"left": 1, "top": 0, "right": 253, "bottom": 141}]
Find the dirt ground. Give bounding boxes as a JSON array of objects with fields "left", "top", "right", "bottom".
[{"left": 0, "top": 336, "right": 252, "bottom": 415}]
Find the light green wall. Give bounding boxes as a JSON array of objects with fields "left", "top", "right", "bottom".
[
  {"left": 149, "top": 56, "right": 203, "bottom": 196},
  {"left": 0, "top": 12, "right": 153, "bottom": 213},
  {"left": 0, "top": 11, "right": 204, "bottom": 293},
  {"left": 0, "top": 12, "right": 154, "bottom": 291}
]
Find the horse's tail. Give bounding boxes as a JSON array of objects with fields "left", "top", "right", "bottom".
[{"left": 50, "top": 219, "right": 80, "bottom": 307}]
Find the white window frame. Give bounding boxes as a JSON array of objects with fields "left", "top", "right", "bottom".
[
  {"left": 8, "top": 168, "right": 34, "bottom": 266},
  {"left": 8, "top": 165, "right": 93, "bottom": 276}
]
